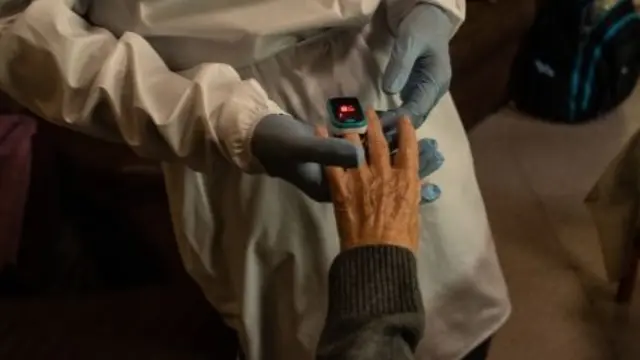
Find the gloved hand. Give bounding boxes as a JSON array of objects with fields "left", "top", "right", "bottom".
[
  {"left": 379, "top": 4, "right": 454, "bottom": 130},
  {"left": 416, "top": 138, "right": 443, "bottom": 203},
  {"left": 251, "top": 114, "right": 443, "bottom": 203}
]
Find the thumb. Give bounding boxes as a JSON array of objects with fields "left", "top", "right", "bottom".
[
  {"left": 289, "top": 136, "right": 365, "bottom": 168},
  {"left": 418, "top": 138, "right": 444, "bottom": 179},
  {"left": 399, "top": 54, "right": 450, "bottom": 119},
  {"left": 383, "top": 35, "right": 419, "bottom": 94}
]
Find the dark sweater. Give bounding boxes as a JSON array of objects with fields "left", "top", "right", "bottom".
[{"left": 316, "top": 245, "right": 425, "bottom": 360}]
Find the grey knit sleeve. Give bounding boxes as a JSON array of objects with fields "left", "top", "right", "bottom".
[{"left": 316, "top": 245, "right": 425, "bottom": 360}]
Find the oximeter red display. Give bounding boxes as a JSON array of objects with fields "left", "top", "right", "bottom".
[
  {"left": 328, "top": 97, "right": 365, "bottom": 127},
  {"left": 338, "top": 104, "right": 356, "bottom": 118}
]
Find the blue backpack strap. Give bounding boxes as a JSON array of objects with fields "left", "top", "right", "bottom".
[
  {"left": 581, "top": 11, "right": 640, "bottom": 112},
  {"left": 568, "top": 0, "right": 599, "bottom": 121}
]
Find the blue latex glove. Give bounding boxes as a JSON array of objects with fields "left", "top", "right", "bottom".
[
  {"left": 252, "top": 114, "right": 443, "bottom": 203},
  {"left": 379, "top": 4, "right": 454, "bottom": 130},
  {"left": 416, "top": 138, "right": 443, "bottom": 203}
]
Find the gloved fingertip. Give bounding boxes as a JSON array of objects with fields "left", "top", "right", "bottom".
[
  {"left": 419, "top": 138, "right": 438, "bottom": 150},
  {"left": 419, "top": 160, "right": 443, "bottom": 179},
  {"left": 420, "top": 184, "right": 441, "bottom": 204},
  {"left": 329, "top": 137, "right": 366, "bottom": 167}
]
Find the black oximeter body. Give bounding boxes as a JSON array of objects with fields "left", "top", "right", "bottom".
[{"left": 327, "top": 97, "right": 368, "bottom": 136}]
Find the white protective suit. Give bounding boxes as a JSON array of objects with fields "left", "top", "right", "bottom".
[{"left": 0, "top": 0, "right": 511, "bottom": 359}]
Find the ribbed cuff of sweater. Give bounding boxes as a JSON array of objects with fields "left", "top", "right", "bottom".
[{"left": 327, "top": 245, "right": 422, "bottom": 319}]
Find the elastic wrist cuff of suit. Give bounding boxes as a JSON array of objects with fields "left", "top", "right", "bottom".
[
  {"left": 327, "top": 245, "right": 423, "bottom": 318},
  {"left": 211, "top": 79, "right": 287, "bottom": 174}
]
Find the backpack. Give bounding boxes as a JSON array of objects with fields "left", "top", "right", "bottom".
[{"left": 511, "top": 0, "right": 640, "bottom": 123}]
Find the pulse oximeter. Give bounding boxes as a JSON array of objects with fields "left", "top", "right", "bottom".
[{"left": 327, "top": 97, "right": 368, "bottom": 136}]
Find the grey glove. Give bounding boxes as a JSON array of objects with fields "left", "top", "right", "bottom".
[
  {"left": 376, "top": 4, "right": 454, "bottom": 202},
  {"left": 252, "top": 114, "right": 365, "bottom": 201},
  {"left": 379, "top": 4, "right": 454, "bottom": 130},
  {"left": 252, "top": 114, "right": 443, "bottom": 203}
]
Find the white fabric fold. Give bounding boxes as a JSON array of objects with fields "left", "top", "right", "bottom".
[{"left": 0, "top": 0, "right": 285, "bottom": 172}]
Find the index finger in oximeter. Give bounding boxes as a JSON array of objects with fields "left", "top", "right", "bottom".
[{"left": 327, "top": 97, "right": 368, "bottom": 135}]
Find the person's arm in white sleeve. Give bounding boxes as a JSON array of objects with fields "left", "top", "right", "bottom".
[{"left": 0, "top": 0, "right": 284, "bottom": 171}]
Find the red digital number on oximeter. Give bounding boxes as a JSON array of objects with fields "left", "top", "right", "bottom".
[{"left": 339, "top": 105, "right": 356, "bottom": 114}]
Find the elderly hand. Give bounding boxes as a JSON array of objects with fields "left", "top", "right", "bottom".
[{"left": 318, "top": 109, "right": 420, "bottom": 252}]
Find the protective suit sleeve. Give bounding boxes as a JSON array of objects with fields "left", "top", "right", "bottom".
[
  {"left": 385, "top": 0, "right": 466, "bottom": 37},
  {"left": 0, "top": 0, "right": 284, "bottom": 172}
]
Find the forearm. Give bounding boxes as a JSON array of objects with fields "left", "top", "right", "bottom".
[
  {"left": 317, "top": 245, "right": 424, "bottom": 360},
  {"left": 0, "top": 0, "right": 282, "bottom": 171}
]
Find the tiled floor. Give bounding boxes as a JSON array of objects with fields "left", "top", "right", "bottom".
[{"left": 469, "top": 84, "right": 640, "bottom": 360}]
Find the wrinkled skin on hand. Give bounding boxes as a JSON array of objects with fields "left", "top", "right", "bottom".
[{"left": 319, "top": 109, "right": 420, "bottom": 253}]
